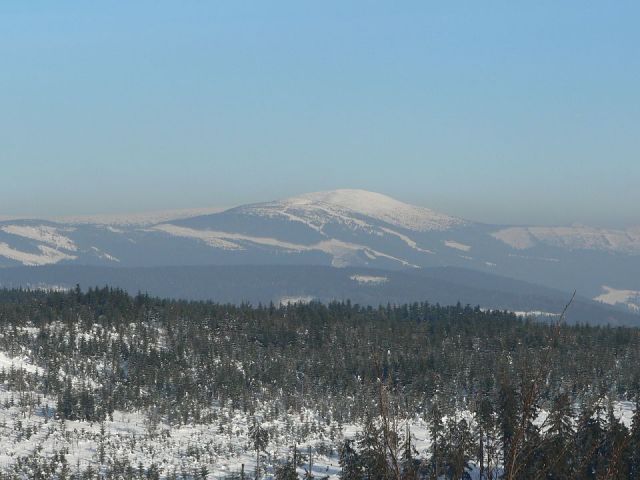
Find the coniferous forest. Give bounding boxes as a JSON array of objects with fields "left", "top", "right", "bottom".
[{"left": 0, "top": 287, "right": 639, "bottom": 479}]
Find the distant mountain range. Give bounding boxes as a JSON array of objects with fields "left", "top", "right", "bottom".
[{"left": 1, "top": 189, "right": 638, "bottom": 320}]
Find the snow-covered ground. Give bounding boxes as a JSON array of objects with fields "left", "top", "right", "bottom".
[
  {"left": 443, "top": 240, "right": 471, "bottom": 252},
  {"left": 154, "top": 224, "right": 419, "bottom": 268},
  {"left": 0, "top": 351, "right": 43, "bottom": 375},
  {"left": 595, "top": 285, "right": 640, "bottom": 313},
  {"left": 0, "top": 385, "right": 348, "bottom": 478},
  {"left": 350, "top": 275, "right": 389, "bottom": 285},
  {"left": 0, "top": 372, "right": 633, "bottom": 480},
  {"left": 0, "top": 350, "right": 636, "bottom": 479},
  {"left": 278, "top": 295, "right": 316, "bottom": 305},
  {"left": 0, "top": 322, "right": 635, "bottom": 479},
  {"left": 0, "top": 242, "right": 77, "bottom": 266},
  {"left": 512, "top": 310, "right": 560, "bottom": 319},
  {"left": 0, "top": 225, "right": 77, "bottom": 252}
]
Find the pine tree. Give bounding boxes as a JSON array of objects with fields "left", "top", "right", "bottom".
[
  {"left": 275, "top": 459, "right": 298, "bottom": 480},
  {"left": 601, "top": 403, "right": 630, "bottom": 479},
  {"left": 474, "top": 395, "right": 494, "bottom": 480},
  {"left": 357, "top": 414, "right": 387, "bottom": 480},
  {"left": 199, "top": 465, "right": 210, "bottom": 480},
  {"left": 304, "top": 445, "right": 314, "bottom": 479},
  {"left": 442, "top": 418, "right": 473, "bottom": 480},
  {"left": 57, "top": 378, "right": 75, "bottom": 420},
  {"left": 400, "top": 423, "right": 418, "bottom": 479},
  {"left": 339, "top": 439, "right": 361, "bottom": 480},
  {"left": 98, "top": 422, "right": 107, "bottom": 465},
  {"left": 543, "top": 392, "right": 575, "bottom": 479},
  {"left": 498, "top": 376, "right": 518, "bottom": 469},
  {"left": 249, "top": 419, "right": 269, "bottom": 479},
  {"left": 575, "top": 402, "right": 607, "bottom": 478},
  {"left": 427, "top": 399, "right": 445, "bottom": 479}
]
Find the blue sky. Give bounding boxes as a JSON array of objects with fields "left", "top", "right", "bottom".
[{"left": 1, "top": 1, "right": 638, "bottom": 227}]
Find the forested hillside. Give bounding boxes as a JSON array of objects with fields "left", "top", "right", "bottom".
[
  {"left": 2, "top": 265, "right": 638, "bottom": 327},
  {"left": 0, "top": 288, "right": 638, "bottom": 478}
]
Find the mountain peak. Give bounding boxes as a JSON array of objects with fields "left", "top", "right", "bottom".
[
  {"left": 289, "top": 189, "right": 406, "bottom": 208},
  {"left": 279, "top": 189, "right": 465, "bottom": 232}
]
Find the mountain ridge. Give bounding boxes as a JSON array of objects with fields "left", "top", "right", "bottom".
[{"left": 1, "top": 189, "right": 639, "bottom": 316}]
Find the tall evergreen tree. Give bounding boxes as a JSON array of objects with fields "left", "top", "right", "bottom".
[
  {"left": 339, "top": 440, "right": 362, "bottom": 480},
  {"left": 249, "top": 419, "right": 269, "bottom": 480},
  {"left": 426, "top": 399, "right": 445, "bottom": 479},
  {"left": 400, "top": 423, "right": 418, "bottom": 480},
  {"left": 357, "top": 414, "right": 387, "bottom": 480},
  {"left": 542, "top": 392, "right": 575, "bottom": 479}
]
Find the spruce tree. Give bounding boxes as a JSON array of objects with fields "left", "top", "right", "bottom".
[
  {"left": 543, "top": 392, "right": 575, "bottom": 479},
  {"left": 249, "top": 419, "right": 269, "bottom": 479},
  {"left": 339, "top": 440, "right": 361, "bottom": 480},
  {"left": 357, "top": 414, "right": 387, "bottom": 480}
]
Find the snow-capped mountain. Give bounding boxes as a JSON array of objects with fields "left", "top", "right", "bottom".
[
  {"left": 237, "top": 189, "right": 466, "bottom": 233},
  {"left": 0, "top": 189, "right": 639, "bottom": 308}
]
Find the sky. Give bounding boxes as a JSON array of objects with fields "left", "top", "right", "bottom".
[{"left": 1, "top": 1, "right": 638, "bottom": 227}]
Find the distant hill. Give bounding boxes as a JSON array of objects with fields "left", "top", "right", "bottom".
[{"left": 0, "top": 264, "right": 637, "bottom": 326}]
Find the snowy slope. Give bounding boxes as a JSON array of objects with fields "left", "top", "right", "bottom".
[
  {"left": 492, "top": 225, "right": 640, "bottom": 254},
  {"left": 257, "top": 189, "right": 466, "bottom": 232}
]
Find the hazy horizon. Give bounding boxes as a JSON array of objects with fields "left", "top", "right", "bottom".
[
  {"left": 2, "top": 2, "right": 638, "bottom": 228},
  {"left": 0, "top": 187, "right": 637, "bottom": 229}
]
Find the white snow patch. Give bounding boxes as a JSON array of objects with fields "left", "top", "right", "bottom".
[
  {"left": 380, "top": 227, "right": 434, "bottom": 253},
  {"left": 314, "top": 239, "right": 419, "bottom": 268},
  {"left": 594, "top": 285, "right": 640, "bottom": 313},
  {"left": 350, "top": 274, "right": 389, "bottom": 285},
  {"left": 444, "top": 240, "right": 471, "bottom": 252},
  {"left": 0, "top": 243, "right": 77, "bottom": 266},
  {"left": 492, "top": 228, "right": 537, "bottom": 250},
  {"left": 0, "top": 351, "right": 44, "bottom": 375},
  {"left": 242, "top": 200, "right": 375, "bottom": 235},
  {"left": 24, "top": 283, "right": 70, "bottom": 292},
  {"left": 90, "top": 246, "right": 120, "bottom": 263},
  {"left": 512, "top": 310, "right": 561, "bottom": 319},
  {"left": 155, "top": 225, "right": 419, "bottom": 268},
  {"left": 153, "top": 224, "right": 244, "bottom": 250},
  {"left": 1, "top": 224, "right": 77, "bottom": 251},
  {"left": 278, "top": 295, "right": 315, "bottom": 305}
]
